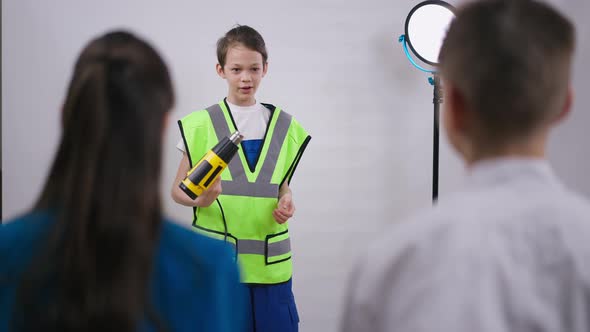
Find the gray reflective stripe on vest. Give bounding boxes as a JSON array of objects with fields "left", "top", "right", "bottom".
[
  {"left": 206, "top": 104, "right": 244, "bottom": 181},
  {"left": 206, "top": 103, "right": 293, "bottom": 198},
  {"left": 220, "top": 180, "right": 279, "bottom": 198},
  {"left": 257, "top": 109, "right": 292, "bottom": 183},
  {"left": 225, "top": 237, "right": 291, "bottom": 256}
]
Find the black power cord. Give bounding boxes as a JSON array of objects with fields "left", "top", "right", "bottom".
[{"left": 215, "top": 198, "right": 228, "bottom": 243}]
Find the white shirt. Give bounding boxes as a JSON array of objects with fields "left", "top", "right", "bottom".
[
  {"left": 176, "top": 101, "right": 270, "bottom": 153},
  {"left": 342, "top": 158, "right": 590, "bottom": 332}
]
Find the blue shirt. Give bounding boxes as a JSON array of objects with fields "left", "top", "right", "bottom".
[
  {"left": 0, "top": 211, "right": 247, "bottom": 331},
  {"left": 242, "top": 139, "right": 263, "bottom": 169}
]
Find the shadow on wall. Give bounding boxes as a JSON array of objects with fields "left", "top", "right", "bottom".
[{"left": 372, "top": 29, "right": 426, "bottom": 96}]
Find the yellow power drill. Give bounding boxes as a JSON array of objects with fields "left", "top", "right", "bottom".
[{"left": 179, "top": 131, "right": 243, "bottom": 200}]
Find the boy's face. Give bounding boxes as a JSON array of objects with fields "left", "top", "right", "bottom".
[{"left": 216, "top": 44, "right": 267, "bottom": 106}]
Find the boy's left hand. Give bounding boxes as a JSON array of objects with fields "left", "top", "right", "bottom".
[{"left": 273, "top": 192, "right": 295, "bottom": 224}]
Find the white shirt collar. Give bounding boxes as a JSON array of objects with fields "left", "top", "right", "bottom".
[
  {"left": 466, "top": 157, "right": 560, "bottom": 189},
  {"left": 227, "top": 100, "right": 261, "bottom": 113}
]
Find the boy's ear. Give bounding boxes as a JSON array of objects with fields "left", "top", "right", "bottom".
[
  {"left": 444, "top": 82, "right": 469, "bottom": 136},
  {"left": 216, "top": 63, "right": 226, "bottom": 79},
  {"left": 442, "top": 80, "right": 475, "bottom": 161},
  {"left": 552, "top": 85, "right": 573, "bottom": 125},
  {"left": 262, "top": 62, "right": 268, "bottom": 77}
]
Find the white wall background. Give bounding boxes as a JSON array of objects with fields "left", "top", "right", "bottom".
[{"left": 3, "top": 0, "right": 589, "bottom": 331}]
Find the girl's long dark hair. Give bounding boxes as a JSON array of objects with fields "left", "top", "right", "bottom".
[{"left": 14, "top": 31, "right": 174, "bottom": 331}]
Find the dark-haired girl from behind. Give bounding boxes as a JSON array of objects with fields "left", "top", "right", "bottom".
[{"left": 0, "top": 30, "right": 246, "bottom": 332}]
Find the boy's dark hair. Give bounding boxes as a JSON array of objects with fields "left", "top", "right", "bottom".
[
  {"left": 216, "top": 25, "right": 268, "bottom": 68},
  {"left": 439, "top": 0, "right": 575, "bottom": 148}
]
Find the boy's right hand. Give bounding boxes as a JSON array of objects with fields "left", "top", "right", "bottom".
[{"left": 195, "top": 177, "right": 222, "bottom": 207}]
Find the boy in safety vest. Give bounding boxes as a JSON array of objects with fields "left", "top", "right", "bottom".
[{"left": 172, "top": 25, "right": 310, "bottom": 332}]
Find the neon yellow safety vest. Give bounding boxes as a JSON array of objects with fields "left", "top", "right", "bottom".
[{"left": 178, "top": 100, "right": 311, "bottom": 284}]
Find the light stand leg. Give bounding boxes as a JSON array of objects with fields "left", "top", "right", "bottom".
[{"left": 432, "top": 75, "right": 442, "bottom": 202}]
